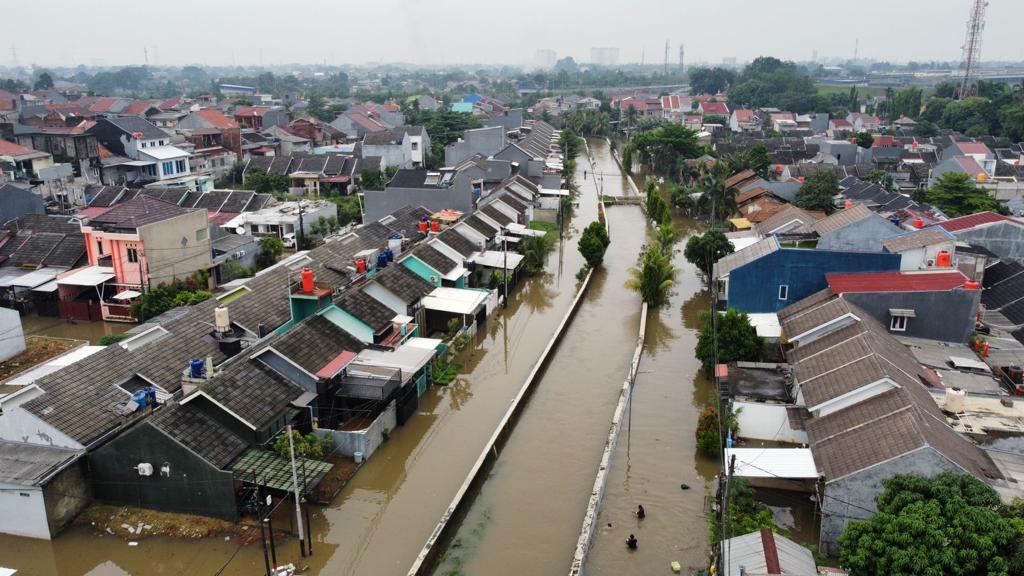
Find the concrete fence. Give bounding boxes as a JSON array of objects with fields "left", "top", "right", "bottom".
[
  {"left": 568, "top": 301, "right": 648, "bottom": 576},
  {"left": 316, "top": 401, "right": 397, "bottom": 461},
  {"left": 406, "top": 146, "right": 608, "bottom": 576}
]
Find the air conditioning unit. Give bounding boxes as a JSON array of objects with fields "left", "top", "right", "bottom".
[
  {"left": 429, "top": 275, "right": 440, "bottom": 284},
  {"left": 136, "top": 463, "right": 154, "bottom": 477},
  {"left": 926, "top": 259, "right": 935, "bottom": 267}
]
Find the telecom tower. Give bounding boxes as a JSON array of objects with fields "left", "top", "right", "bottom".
[
  {"left": 957, "top": 0, "right": 988, "bottom": 100},
  {"left": 664, "top": 40, "right": 669, "bottom": 76},
  {"left": 679, "top": 44, "right": 685, "bottom": 73}
]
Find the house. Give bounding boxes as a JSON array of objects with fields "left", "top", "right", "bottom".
[
  {"left": 232, "top": 106, "right": 287, "bottom": 131},
  {"left": 87, "top": 117, "right": 196, "bottom": 188},
  {"left": 445, "top": 126, "right": 506, "bottom": 167},
  {"left": 929, "top": 212, "right": 1024, "bottom": 262},
  {"left": 264, "top": 124, "right": 312, "bottom": 156},
  {"left": 713, "top": 236, "right": 902, "bottom": 312},
  {"left": 777, "top": 295, "right": 1002, "bottom": 555},
  {"left": 330, "top": 110, "right": 389, "bottom": 138},
  {"left": 71, "top": 196, "right": 212, "bottom": 319},
  {"left": 363, "top": 127, "right": 432, "bottom": 170},
  {"left": 931, "top": 154, "right": 990, "bottom": 185},
  {"left": 0, "top": 138, "right": 54, "bottom": 180},
  {"left": 401, "top": 243, "right": 464, "bottom": 287},
  {"left": 12, "top": 122, "right": 101, "bottom": 181},
  {"left": 812, "top": 203, "right": 904, "bottom": 252},
  {"left": 721, "top": 528, "right": 818, "bottom": 576},
  {"left": 826, "top": 269, "right": 979, "bottom": 342},
  {"left": 847, "top": 112, "right": 882, "bottom": 133},
  {"left": 416, "top": 95, "right": 440, "bottom": 111},
  {"left": 0, "top": 440, "right": 87, "bottom": 539},
  {"left": 450, "top": 102, "right": 474, "bottom": 114},
  {"left": 728, "top": 109, "right": 760, "bottom": 132},
  {"left": 177, "top": 108, "right": 242, "bottom": 159},
  {"left": 364, "top": 168, "right": 474, "bottom": 222},
  {"left": 222, "top": 199, "right": 337, "bottom": 244},
  {"left": 0, "top": 182, "right": 46, "bottom": 223},
  {"left": 979, "top": 259, "right": 1024, "bottom": 338},
  {"left": 880, "top": 227, "right": 958, "bottom": 271},
  {"left": 752, "top": 205, "right": 824, "bottom": 237},
  {"left": 770, "top": 112, "right": 797, "bottom": 132},
  {"left": 827, "top": 118, "right": 853, "bottom": 138},
  {"left": 698, "top": 100, "right": 729, "bottom": 118}
]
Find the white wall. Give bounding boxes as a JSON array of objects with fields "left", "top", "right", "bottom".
[
  {"left": 363, "top": 282, "right": 407, "bottom": 316},
  {"left": 0, "top": 389, "right": 85, "bottom": 449},
  {"left": 734, "top": 402, "right": 808, "bottom": 444},
  {"left": 0, "top": 483, "right": 50, "bottom": 539},
  {"left": 0, "top": 307, "right": 25, "bottom": 362}
]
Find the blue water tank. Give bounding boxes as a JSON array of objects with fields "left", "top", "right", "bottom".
[
  {"left": 189, "top": 358, "right": 205, "bottom": 379},
  {"left": 376, "top": 252, "right": 389, "bottom": 268},
  {"left": 384, "top": 248, "right": 394, "bottom": 262}
]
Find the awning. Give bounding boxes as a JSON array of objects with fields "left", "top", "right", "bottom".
[
  {"left": 539, "top": 188, "right": 570, "bottom": 196},
  {"left": 318, "top": 175, "right": 350, "bottom": 183},
  {"left": 290, "top": 391, "right": 318, "bottom": 407},
  {"left": 724, "top": 448, "right": 819, "bottom": 479},
  {"left": 32, "top": 280, "right": 59, "bottom": 293},
  {"left": 57, "top": 266, "right": 116, "bottom": 287},
  {"left": 404, "top": 337, "right": 444, "bottom": 351},
  {"left": 494, "top": 235, "right": 521, "bottom": 244},
  {"left": 113, "top": 289, "right": 141, "bottom": 300},
  {"left": 729, "top": 217, "right": 752, "bottom": 230},
  {"left": 889, "top": 308, "right": 916, "bottom": 318},
  {"left": 230, "top": 448, "right": 332, "bottom": 493},
  {"left": 743, "top": 313, "right": 782, "bottom": 339},
  {"left": 504, "top": 223, "right": 546, "bottom": 237},
  {"left": 354, "top": 344, "right": 436, "bottom": 383},
  {"left": 468, "top": 250, "right": 525, "bottom": 271},
  {"left": 422, "top": 286, "right": 489, "bottom": 315}
]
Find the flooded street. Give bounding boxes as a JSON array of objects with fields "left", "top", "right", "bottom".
[
  {"left": 0, "top": 146, "right": 599, "bottom": 576},
  {"left": 20, "top": 314, "right": 131, "bottom": 344},
  {"left": 433, "top": 204, "right": 645, "bottom": 573},
  {"left": 586, "top": 210, "right": 716, "bottom": 575}
]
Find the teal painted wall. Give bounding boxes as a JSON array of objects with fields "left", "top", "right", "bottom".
[
  {"left": 402, "top": 257, "right": 442, "bottom": 286},
  {"left": 320, "top": 306, "right": 374, "bottom": 343}
]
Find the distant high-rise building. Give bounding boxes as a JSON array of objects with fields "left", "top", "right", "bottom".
[
  {"left": 722, "top": 57, "right": 737, "bottom": 67},
  {"left": 534, "top": 49, "right": 556, "bottom": 69},
  {"left": 590, "top": 47, "right": 619, "bottom": 66},
  {"left": 812, "top": 49, "right": 818, "bottom": 63}
]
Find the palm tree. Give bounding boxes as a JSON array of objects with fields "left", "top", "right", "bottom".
[
  {"left": 654, "top": 222, "right": 680, "bottom": 255},
  {"left": 696, "top": 162, "right": 737, "bottom": 223},
  {"left": 625, "top": 104, "right": 638, "bottom": 136},
  {"left": 625, "top": 246, "right": 679, "bottom": 307}
]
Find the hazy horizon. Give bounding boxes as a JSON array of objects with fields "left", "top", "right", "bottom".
[{"left": 6, "top": 0, "right": 1024, "bottom": 69}]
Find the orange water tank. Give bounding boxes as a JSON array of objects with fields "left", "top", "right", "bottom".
[
  {"left": 355, "top": 259, "right": 367, "bottom": 274},
  {"left": 936, "top": 250, "right": 952, "bottom": 267},
  {"left": 430, "top": 220, "right": 441, "bottom": 233},
  {"left": 982, "top": 341, "right": 990, "bottom": 358},
  {"left": 913, "top": 217, "right": 924, "bottom": 229},
  {"left": 964, "top": 280, "right": 981, "bottom": 290},
  {"left": 775, "top": 164, "right": 782, "bottom": 174},
  {"left": 418, "top": 220, "right": 428, "bottom": 233},
  {"left": 301, "top": 267, "right": 315, "bottom": 292},
  {"left": 844, "top": 199, "right": 853, "bottom": 209},
  {"left": 798, "top": 176, "right": 805, "bottom": 183}
]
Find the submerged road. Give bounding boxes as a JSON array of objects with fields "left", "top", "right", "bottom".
[{"left": 0, "top": 155, "right": 597, "bottom": 576}]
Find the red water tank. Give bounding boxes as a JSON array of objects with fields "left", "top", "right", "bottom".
[
  {"left": 936, "top": 250, "right": 952, "bottom": 267},
  {"left": 844, "top": 199, "right": 853, "bottom": 209},
  {"left": 964, "top": 280, "right": 981, "bottom": 290},
  {"left": 301, "top": 267, "right": 315, "bottom": 292},
  {"left": 355, "top": 259, "right": 367, "bottom": 274},
  {"left": 798, "top": 176, "right": 805, "bottom": 183},
  {"left": 775, "top": 164, "right": 782, "bottom": 174},
  {"left": 982, "top": 341, "right": 990, "bottom": 358},
  {"left": 418, "top": 220, "right": 428, "bottom": 233},
  {"left": 430, "top": 220, "right": 441, "bottom": 233},
  {"left": 913, "top": 217, "right": 924, "bottom": 229}
]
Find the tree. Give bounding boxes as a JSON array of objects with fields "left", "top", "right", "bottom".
[
  {"left": 839, "top": 473, "right": 1019, "bottom": 576},
  {"left": 707, "top": 477, "right": 775, "bottom": 542},
  {"left": 578, "top": 221, "right": 610, "bottom": 268},
  {"left": 654, "top": 222, "right": 680, "bottom": 255},
  {"left": 695, "top": 308, "right": 763, "bottom": 373},
  {"left": 131, "top": 279, "right": 212, "bottom": 322},
  {"left": 332, "top": 195, "right": 362, "bottom": 226},
  {"left": 695, "top": 162, "right": 738, "bottom": 222},
  {"left": 725, "top": 144, "right": 770, "bottom": 178},
  {"left": 795, "top": 171, "right": 840, "bottom": 214},
  {"left": 625, "top": 245, "right": 678, "bottom": 307},
  {"left": 644, "top": 183, "right": 672, "bottom": 225},
  {"left": 33, "top": 72, "right": 54, "bottom": 91},
  {"left": 273, "top": 429, "right": 330, "bottom": 461},
  {"left": 727, "top": 58, "right": 821, "bottom": 113},
  {"left": 241, "top": 168, "right": 290, "bottom": 195},
  {"left": 684, "top": 230, "right": 734, "bottom": 277},
  {"left": 256, "top": 236, "right": 285, "bottom": 269},
  {"left": 940, "top": 97, "right": 997, "bottom": 137},
  {"left": 519, "top": 232, "right": 555, "bottom": 275},
  {"left": 626, "top": 123, "right": 700, "bottom": 176},
  {"left": 865, "top": 169, "right": 894, "bottom": 191},
  {"left": 220, "top": 259, "right": 253, "bottom": 283},
  {"left": 855, "top": 131, "right": 874, "bottom": 149},
  {"left": 688, "top": 67, "right": 737, "bottom": 95},
  {"left": 359, "top": 169, "right": 387, "bottom": 190},
  {"left": 1000, "top": 101, "right": 1024, "bottom": 142},
  {"left": 919, "top": 172, "right": 1000, "bottom": 217}
]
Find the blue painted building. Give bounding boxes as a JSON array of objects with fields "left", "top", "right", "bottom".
[{"left": 716, "top": 237, "right": 902, "bottom": 313}]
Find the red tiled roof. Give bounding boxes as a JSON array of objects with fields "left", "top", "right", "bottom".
[
  {"left": 733, "top": 109, "right": 754, "bottom": 122},
  {"left": 0, "top": 139, "right": 41, "bottom": 157},
  {"left": 930, "top": 211, "right": 1024, "bottom": 232},
  {"left": 700, "top": 101, "right": 729, "bottom": 115},
  {"left": 122, "top": 100, "right": 157, "bottom": 116},
  {"left": 76, "top": 206, "right": 113, "bottom": 219},
  {"left": 234, "top": 106, "right": 272, "bottom": 117},
  {"left": 830, "top": 119, "right": 853, "bottom": 127},
  {"left": 827, "top": 270, "right": 967, "bottom": 294},
  {"left": 89, "top": 97, "right": 121, "bottom": 113},
  {"left": 661, "top": 95, "right": 682, "bottom": 110},
  {"left": 873, "top": 135, "right": 898, "bottom": 148},
  {"left": 316, "top": 350, "right": 357, "bottom": 379},
  {"left": 953, "top": 155, "right": 986, "bottom": 175},
  {"left": 197, "top": 108, "right": 238, "bottom": 129},
  {"left": 956, "top": 142, "right": 992, "bottom": 155},
  {"left": 158, "top": 98, "right": 181, "bottom": 111}
]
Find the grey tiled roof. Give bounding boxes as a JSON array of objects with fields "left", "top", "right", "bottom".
[
  {"left": 811, "top": 203, "right": 873, "bottom": 236},
  {"left": 479, "top": 204, "right": 513, "bottom": 226},
  {"left": 712, "top": 236, "right": 779, "bottom": 279},
  {"left": 496, "top": 193, "right": 528, "bottom": 213},
  {"left": 270, "top": 314, "right": 364, "bottom": 375},
  {"left": 150, "top": 404, "right": 248, "bottom": 469},
  {"left": 0, "top": 440, "right": 81, "bottom": 485},
  {"left": 372, "top": 263, "right": 435, "bottom": 304},
  {"left": 410, "top": 243, "right": 458, "bottom": 275},
  {"left": 436, "top": 228, "right": 478, "bottom": 258},
  {"left": 753, "top": 205, "right": 821, "bottom": 236},
  {"left": 778, "top": 296, "right": 851, "bottom": 341},
  {"left": 4, "top": 214, "right": 80, "bottom": 235},
  {"left": 6, "top": 233, "right": 63, "bottom": 267},
  {"left": 198, "top": 361, "right": 303, "bottom": 429},
  {"left": 463, "top": 214, "right": 498, "bottom": 238},
  {"left": 90, "top": 196, "right": 194, "bottom": 229},
  {"left": 881, "top": 228, "right": 953, "bottom": 253},
  {"left": 86, "top": 185, "right": 127, "bottom": 207},
  {"left": 335, "top": 289, "right": 397, "bottom": 333}
]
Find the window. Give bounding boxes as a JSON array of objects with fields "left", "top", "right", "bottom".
[
  {"left": 140, "top": 142, "right": 147, "bottom": 148},
  {"left": 126, "top": 247, "right": 139, "bottom": 263},
  {"left": 411, "top": 142, "right": 418, "bottom": 150},
  {"left": 890, "top": 316, "right": 908, "bottom": 332},
  {"left": 176, "top": 159, "right": 187, "bottom": 173},
  {"left": 196, "top": 228, "right": 208, "bottom": 241},
  {"left": 96, "top": 239, "right": 104, "bottom": 255},
  {"left": 778, "top": 285, "right": 789, "bottom": 300},
  {"left": 159, "top": 140, "right": 165, "bottom": 146}
]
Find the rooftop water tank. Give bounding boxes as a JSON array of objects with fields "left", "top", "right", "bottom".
[
  {"left": 301, "top": 267, "right": 315, "bottom": 292},
  {"left": 946, "top": 387, "right": 966, "bottom": 413}
]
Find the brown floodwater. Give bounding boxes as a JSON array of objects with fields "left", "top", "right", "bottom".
[
  {"left": 0, "top": 146, "right": 599, "bottom": 576},
  {"left": 20, "top": 313, "right": 132, "bottom": 344}
]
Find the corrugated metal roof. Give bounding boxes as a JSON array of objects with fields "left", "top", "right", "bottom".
[
  {"left": 712, "top": 236, "right": 779, "bottom": 279},
  {"left": 826, "top": 270, "right": 967, "bottom": 294}
]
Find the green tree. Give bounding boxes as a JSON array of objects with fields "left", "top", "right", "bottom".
[
  {"left": 695, "top": 162, "right": 738, "bottom": 222},
  {"left": 725, "top": 144, "right": 771, "bottom": 178},
  {"left": 332, "top": 195, "right": 362, "bottom": 226},
  {"left": 519, "top": 232, "right": 555, "bottom": 275},
  {"left": 1000, "top": 100, "right": 1024, "bottom": 142},
  {"left": 684, "top": 229, "right": 734, "bottom": 277},
  {"left": 644, "top": 183, "right": 672, "bottom": 225},
  {"left": 273, "top": 429, "right": 330, "bottom": 461},
  {"left": 919, "top": 172, "right": 1000, "bottom": 217},
  {"left": 840, "top": 473, "right": 1018, "bottom": 576},
  {"left": 626, "top": 124, "right": 700, "bottom": 176},
  {"left": 625, "top": 245, "right": 678, "bottom": 307},
  {"left": 855, "top": 131, "right": 874, "bottom": 149},
  {"left": 795, "top": 171, "right": 840, "bottom": 214},
  {"left": 33, "top": 71, "right": 54, "bottom": 90},
  {"left": 131, "top": 280, "right": 212, "bottom": 322},
  {"left": 578, "top": 221, "right": 610, "bottom": 268},
  {"left": 256, "top": 236, "right": 285, "bottom": 269},
  {"left": 688, "top": 67, "right": 737, "bottom": 95},
  {"left": 865, "top": 169, "right": 895, "bottom": 192},
  {"left": 654, "top": 222, "right": 680, "bottom": 255},
  {"left": 940, "top": 96, "right": 997, "bottom": 137},
  {"left": 359, "top": 168, "right": 387, "bottom": 190},
  {"left": 220, "top": 259, "right": 253, "bottom": 283},
  {"left": 694, "top": 308, "right": 763, "bottom": 374},
  {"left": 242, "top": 169, "right": 291, "bottom": 196}
]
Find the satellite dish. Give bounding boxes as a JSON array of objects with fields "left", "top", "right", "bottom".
[{"left": 235, "top": 226, "right": 246, "bottom": 235}]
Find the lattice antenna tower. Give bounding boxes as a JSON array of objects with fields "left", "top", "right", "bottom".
[{"left": 957, "top": 0, "right": 988, "bottom": 99}]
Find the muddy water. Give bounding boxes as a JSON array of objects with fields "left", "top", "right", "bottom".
[
  {"left": 431, "top": 139, "right": 643, "bottom": 576},
  {"left": 20, "top": 314, "right": 132, "bottom": 344},
  {"left": 0, "top": 148, "right": 598, "bottom": 576},
  {"left": 586, "top": 210, "right": 718, "bottom": 575}
]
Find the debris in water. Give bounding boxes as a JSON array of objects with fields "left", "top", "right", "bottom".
[
  {"left": 224, "top": 536, "right": 231, "bottom": 541},
  {"left": 607, "top": 523, "right": 612, "bottom": 527},
  {"left": 136, "top": 522, "right": 144, "bottom": 534},
  {"left": 105, "top": 528, "right": 114, "bottom": 535},
  {"left": 128, "top": 542, "right": 138, "bottom": 547},
  {"left": 680, "top": 483, "right": 690, "bottom": 490}
]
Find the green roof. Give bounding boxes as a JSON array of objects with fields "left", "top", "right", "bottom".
[{"left": 231, "top": 448, "right": 333, "bottom": 493}]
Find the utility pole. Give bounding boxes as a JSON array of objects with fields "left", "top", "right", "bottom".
[
  {"left": 143, "top": 47, "right": 148, "bottom": 66},
  {"left": 853, "top": 38, "right": 859, "bottom": 63},
  {"left": 663, "top": 39, "right": 669, "bottom": 76},
  {"left": 286, "top": 424, "right": 306, "bottom": 557},
  {"left": 502, "top": 232, "right": 508, "bottom": 309},
  {"left": 679, "top": 44, "right": 685, "bottom": 74}
]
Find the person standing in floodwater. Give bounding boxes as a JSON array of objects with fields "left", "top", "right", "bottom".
[
  {"left": 626, "top": 534, "right": 638, "bottom": 550},
  {"left": 636, "top": 505, "right": 645, "bottom": 519}
]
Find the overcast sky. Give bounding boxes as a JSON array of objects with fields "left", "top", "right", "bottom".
[{"left": 7, "top": 0, "right": 1024, "bottom": 68}]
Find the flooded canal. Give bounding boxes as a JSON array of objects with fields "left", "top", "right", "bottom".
[{"left": 0, "top": 146, "right": 600, "bottom": 576}]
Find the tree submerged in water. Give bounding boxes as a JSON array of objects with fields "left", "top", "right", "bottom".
[{"left": 625, "top": 221, "right": 680, "bottom": 307}]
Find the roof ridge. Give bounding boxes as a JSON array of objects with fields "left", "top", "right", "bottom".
[
  {"left": 815, "top": 402, "right": 914, "bottom": 445},
  {"left": 800, "top": 351, "right": 875, "bottom": 386}
]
